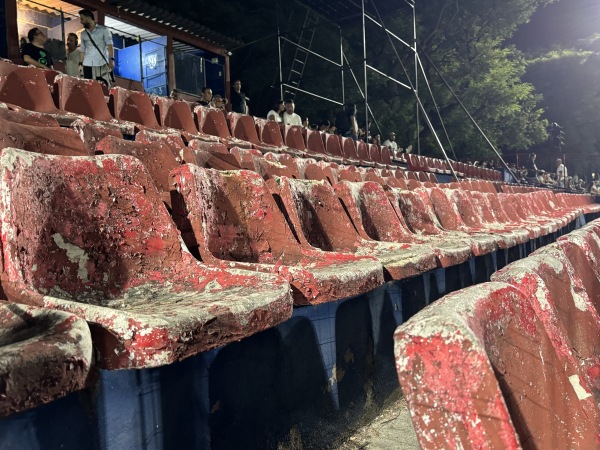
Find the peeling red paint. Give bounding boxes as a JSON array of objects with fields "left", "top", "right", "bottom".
[{"left": 0, "top": 148, "right": 294, "bottom": 369}]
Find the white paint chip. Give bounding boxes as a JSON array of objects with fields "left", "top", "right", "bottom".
[
  {"left": 569, "top": 374, "right": 592, "bottom": 400},
  {"left": 52, "top": 233, "right": 89, "bottom": 281}
]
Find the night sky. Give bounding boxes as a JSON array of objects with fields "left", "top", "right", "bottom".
[{"left": 512, "top": 0, "right": 600, "bottom": 51}]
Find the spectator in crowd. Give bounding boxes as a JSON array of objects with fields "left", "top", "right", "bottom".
[
  {"left": 212, "top": 94, "right": 227, "bottom": 111},
  {"left": 382, "top": 132, "right": 398, "bottom": 154},
  {"left": 282, "top": 99, "right": 302, "bottom": 126},
  {"left": 525, "top": 153, "right": 539, "bottom": 184},
  {"left": 230, "top": 79, "right": 249, "bottom": 114},
  {"left": 65, "top": 32, "right": 80, "bottom": 77},
  {"left": 302, "top": 117, "right": 310, "bottom": 128},
  {"left": 266, "top": 100, "right": 284, "bottom": 123},
  {"left": 169, "top": 89, "right": 182, "bottom": 100},
  {"left": 318, "top": 120, "right": 331, "bottom": 132},
  {"left": 358, "top": 127, "right": 367, "bottom": 142},
  {"left": 555, "top": 158, "right": 568, "bottom": 187},
  {"left": 335, "top": 104, "right": 358, "bottom": 140},
  {"left": 78, "top": 9, "right": 114, "bottom": 87},
  {"left": 370, "top": 134, "right": 381, "bottom": 145},
  {"left": 590, "top": 180, "right": 600, "bottom": 195},
  {"left": 197, "top": 87, "right": 213, "bottom": 106},
  {"left": 22, "top": 28, "right": 54, "bottom": 69}
]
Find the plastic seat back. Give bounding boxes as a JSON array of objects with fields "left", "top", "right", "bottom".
[{"left": 55, "top": 74, "right": 113, "bottom": 122}]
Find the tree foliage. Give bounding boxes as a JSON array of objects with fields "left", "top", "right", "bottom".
[{"left": 372, "top": 0, "right": 554, "bottom": 158}]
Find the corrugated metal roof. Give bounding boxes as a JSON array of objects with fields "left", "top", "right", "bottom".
[
  {"left": 16, "top": 0, "right": 242, "bottom": 50},
  {"left": 112, "top": 0, "right": 243, "bottom": 49}
]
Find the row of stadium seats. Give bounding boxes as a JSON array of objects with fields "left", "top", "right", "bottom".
[
  {"left": 0, "top": 57, "right": 597, "bottom": 422},
  {"left": 0, "top": 137, "right": 591, "bottom": 416},
  {"left": 395, "top": 219, "right": 600, "bottom": 449},
  {"left": 0, "top": 59, "right": 396, "bottom": 166},
  {"left": 406, "top": 153, "right": 502, "bottom": 181},
  {"left": 1, "top": 58, "right": 502, "bottom": 180}
]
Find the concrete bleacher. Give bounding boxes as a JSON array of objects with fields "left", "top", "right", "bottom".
[{"left": 0, "top": 58, "right": 599, "bottom": 448}]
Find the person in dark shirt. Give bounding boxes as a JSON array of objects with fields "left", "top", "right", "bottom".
[
  {"left": 525, "top": 153, "right": 539, "bottom": 184},
  {"left": 196, "top": 86, "right": 213, "bottom": 106},
  {"left": 22, "top": 28, "right": 54, "bottom": 69},
  {"left": 335, "top": 104, "right": 358, "bottom": 140},
  {"left": 230, "top": 79, "right": 249, "bottom": 114}
]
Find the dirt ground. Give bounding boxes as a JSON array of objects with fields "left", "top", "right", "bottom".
[{"left": 334, "top": 390, "right": 419, "bottom": 450}]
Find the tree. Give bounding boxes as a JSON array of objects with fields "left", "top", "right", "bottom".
[{"left": 363, "top": 0, "right": 554, "bottom": 158}]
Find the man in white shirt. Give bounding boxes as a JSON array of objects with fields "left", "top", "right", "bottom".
[
  {"left": 78, "top": 9, "right": 114, "bottom": 87},
  {"left": 282, "top": 100, "right": 302, "bottom": 126},
  {"left": 65, "top": 33, "right": 80, "bottom": 77},
  {"left": 382, "top": 132, "right": 399, "bottom": 154},
  {"left": 555, "top": 158, "right": 568, "bottom": 187}
]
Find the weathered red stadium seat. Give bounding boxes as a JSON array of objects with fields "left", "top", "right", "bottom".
[
  {"left": 302, "top": 161, "right": 332, "bottom": 183},
  {"left": 335, "top": 181, "right": 472, "bottom": 267},
  {"left": 0, "top": 61, "right": 76, "bottom": 125},
  {"left": 195, "top": 106, "right": 255, "bottom": 149},
  {"left": 492, "top": 247, "right": 600, "bottom": 424},
  {"left": 303, "top": 128, "right": 328, "bottom": 158},
  {"left": 135, "top": 129, "right": 186, "bottom": 162},
  {"left": 321, "top": 133, "right": 345, "bottom": 161},
  {"left": 0, "top": 117, "right": 87, "bottom": 156},
  {"left": 230, "top": 147, "right": 264, "bottom": 171},
  {"left": 337, "top": 168, "right": 362, "bottom": 182},
  {"left": 395, "top": 282, "right": 600, "bottom": 449},
  {"left": 472, "top": 191, "right": 540, "bottom": 240},
  {"left": 387, "top": 187, "right": 496, "bottom": 257},
  {"left": 275, "top": 177, "right": 438, "bottom": 280},
  {"left": 228, "top": 112, "right": 282, "bottom": 153},
  {"left": 0, "top": 148, "right": 293, "bottom": 369},
  {"left": 368, "top": 144, "right": 386, "bottom": 169},
  {"left": 356, "top": 141, "right": 374, "bottom": 167},
  {"left": 507, "top": 193, "right": 562, "bottom": 234},
  {"left": 95, "top": 135, "right": 179, "bottom": 207},
  {"left": 263, "top": 152, "right": 300, "bottom": 175},
  {"left": 170, "top": 166, "right": 384, "bottom": 305},
  {"left": 54, "top": 74, "right": 114, "bottom": 123},
  {"left": 253, "top": 155, "right": 300, "bottom": 179},
  {"left": 380, "top": 146, "right": 393, "bottom": 166},
  {"left": 341, "top": 136, "right": 359, "bottom": 162},
  {"left": 281, "top": 124, "right": 306, "bottom": 152},
  {"left": 557, "top": 228, "right": 600, "bottom": 313},
  {"left": 255, "top": 117, "right": 285, "bottom": 148},
  {"left": 109, "top": 86, "right": 161, "bottom": 130},
  {"left": 71, "top": 117, "right": 123, "bottom": 154},
  {"left": 186, "top": 138, "right": 240, "bottom": 169},
  {"left": 0, "top": 104, "right": 59, "bottom": 127},
  {"left": 0, "top": 301, "right": 92, "bottom": 418},
  {"left": 152, "top": 96, "right": 205, "bottom": 138},
  {"left": 317, "top": 161, "right": 339, "bottom": 184},
  {"left": 450, "top": 189, "right": 530, "bottom": 246},
  {"left": 427, "top": 187, "right": 509, "bottom": 250}
]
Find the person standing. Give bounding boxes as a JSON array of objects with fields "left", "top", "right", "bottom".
[
  {"left": 282, "top": 99, "right": 302, "bottom": 126},
  {"left": 78, "top": 9, "right": 114, "bottom": 87},
  {"left": 525, "top": 153, "right": 539, "bottom": 184},
  {"left": 230, "top": 79, "right": 249, "bottom": 114},
  {"left": 335, "top": 104, "right": 358, "bottom": 140},
  {"left": 22, "top": 28, "right": 54, "bottom": 69},
  {"left": 65, "top": 33, "right": 80, "bottom": 77},
  {"left": 555, "top": 158, "right": 568, "bottom": 188}
]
